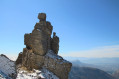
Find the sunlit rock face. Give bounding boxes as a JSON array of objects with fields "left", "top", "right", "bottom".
[
  {"left": 16, "top": 13, "right": 72, "bottom": 79},
  {"left": 24, "top": 13, "right": 53, "bottom": 56}
]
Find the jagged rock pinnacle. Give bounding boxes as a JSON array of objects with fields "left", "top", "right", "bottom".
[{"left": 16, "top": 13, "right": 72, "bottom": 79}]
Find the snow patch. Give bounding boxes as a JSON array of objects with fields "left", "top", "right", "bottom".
[
  {"left": 46, "top": 50, "right": 70, "bottom": 63},
  {"left": 0, "top": 70, "right": 11, "bottom": 79},
  {"left": 42, "top": 68, "right": 59, "bottom": 79},
  {"left": 16, "top": 68, "right": 59, "bottom": 79}
]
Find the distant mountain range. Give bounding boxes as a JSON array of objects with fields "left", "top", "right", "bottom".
[
  {"left": 66, "top": 57, "right": 119, "bottom": 79},
  {"left": 68, "top": 60, "right": 119, "bottom": 79},
  {"left": 65, "top": 57, "right": 119, "bottom": 74},
  {"left": 69, "top": 66, "right": 115, "bottom": 79}
]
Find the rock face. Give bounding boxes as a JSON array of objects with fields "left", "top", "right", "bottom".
[
  {"left": 51, "top": 32, "right": 59, "bottom": 54},
  {"left": 16, "top": 52, "right": 22, "bottom": 65},
  {"left": 44, "top": 50, "right": 72, "bottom": 79},
  {"left": 16, "top": 13, "right": 72, "bottom": 79},
  {"left": 24, "top": 13, "right": 53, "bottom": 55}
]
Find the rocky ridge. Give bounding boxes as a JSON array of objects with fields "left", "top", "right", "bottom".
[
  {"left": 0, "top": 54, "right": 16, "bottom": 79},
  {"left": 16, "top": 13, "right": 72, "bottom": 79}
]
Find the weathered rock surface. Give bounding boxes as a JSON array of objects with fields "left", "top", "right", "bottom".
[
  {"left": 51, "top": 32, "right": 59, "bottom": 54},
  {"left": 16, "top": 13, "right": 72, "bottom": 79},
  {"left": 16, "top": 52, "right": 22, "bottom": 65},
  {"left": 22, "top": 48, "right": 44, "bottom": 70},
  {"left": 24, "top": 13, "right": 53, "bottom": 56},
  {"left": 44, "top": 50, "right": 72, "bottom": 79}
]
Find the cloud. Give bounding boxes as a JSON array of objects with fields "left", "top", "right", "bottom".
[{"left": 60, "top": 45, "right": 119, "bottom": 58}]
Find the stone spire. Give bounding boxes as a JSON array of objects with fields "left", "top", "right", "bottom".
[
  {"left": 24, "top": 13, "right": 55, "bottom": 56},
  {"left": 16, "top": 13, "right": 72, "bottom": 79},
  {"left": 51, "top": 32, "right": 59, "bottom": 54}
]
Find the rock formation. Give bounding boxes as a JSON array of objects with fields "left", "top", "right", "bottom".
[
  {"left": 24, "top": 13, "right": 53, "bottom": 55},
  {"left": 51, "top": 32, "right": 59, "bottom": 54},
  {"left": 16, "top": 13, "right": 72, "bottom": 79}
]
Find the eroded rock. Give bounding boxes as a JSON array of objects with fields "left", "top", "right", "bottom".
[
  {"left": 24, "top": 13, "right": 53, "bottom": 55},
  {"left": 16, "top": 52, "right": 22, "bottom": 65},
  {"left": 22, "top": 48, "right": 44, "bottom": 70},
  {"left": 16, "top": 13, "right": 72, "bottom": 79},
  {"left": 44, "top": 50, "right": 72, "bottom": 79},
  {"left": 51, "top": 32, "right": 59, "bottom": 54}
]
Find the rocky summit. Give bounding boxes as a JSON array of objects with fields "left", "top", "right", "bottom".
[{"left": 16, "top": 13, "right": 72, "bottom": 79}]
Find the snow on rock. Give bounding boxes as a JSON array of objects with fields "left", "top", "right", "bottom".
[
  {"left": 0, "top": 70, "right": 11, "bottom": 79},
  {"left": 46, "top": 50, "right": 71, "bottom": 63},
  {"left": 46, "top": 50, "right": 62, "bottom": 60},
  {"left": 0, "top": 74, "right": 6, "bottom": 79},
  {"left": 0, "top": 54, "right": 16, "bottom": 78},
  {"left": 16, "top": 67, "right": 59, "bottom": 79},
  {"left": 42, "top": 67, "right": 59, "bottom": 79},
  {"left": 44, "top": 50, "right": 72, "bottom": 79}
]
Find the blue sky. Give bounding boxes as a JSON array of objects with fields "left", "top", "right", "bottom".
[{"left": 0, "top": 0, "right": 119, "bottom": 58}]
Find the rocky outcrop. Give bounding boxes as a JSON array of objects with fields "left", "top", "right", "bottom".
[
  {"left": 24, "top": 13, "right": 53, "bottom": 55},
  {"left": 22, "top": 48, "right": 45, "bottom": 70},
  {"left": 51, "top": 32, "right": 59, "bottom": 54},
  {"left": 16, "top": 13, "right": 72, "bottom": 79},
  {"left": 44, "top": 50, "right": 72, "bottom": 79}
]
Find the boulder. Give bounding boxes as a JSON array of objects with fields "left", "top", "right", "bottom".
[{"left": 38, "top": 13, "right": 46, "bottom": 21}]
